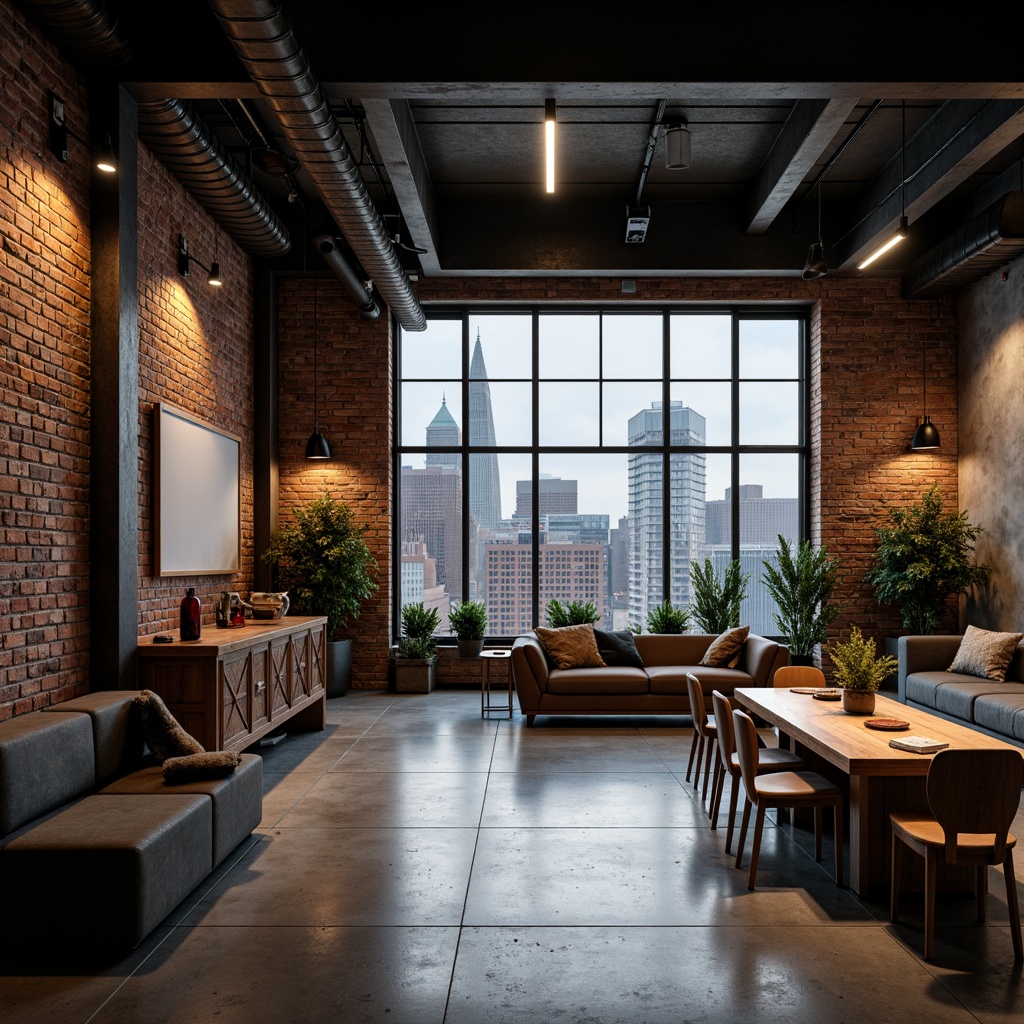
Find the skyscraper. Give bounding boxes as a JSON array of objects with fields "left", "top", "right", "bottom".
[
  {"left": 425, "top": 395, "right": 459, "bottom": 468},
  {"left": 468, "top": 331, "right": 502, "bottom": 529},
  {"left": 514, "top": 475, "right": 578, "bottom": 517},
  {"left": 627, "top": 401, "right": 706, "bottom": 627}
]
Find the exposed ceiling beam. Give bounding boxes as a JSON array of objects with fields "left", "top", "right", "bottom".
[
  {"left": 361, "top": 98, "right": 440, "bottom": 275},
  {"left": 745, "top": 98, "right": 860, "bottom": 234}
]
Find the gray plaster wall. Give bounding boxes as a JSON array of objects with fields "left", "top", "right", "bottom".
[{"left": 959, "top": 251, "right": 1024, "bottom": 630}]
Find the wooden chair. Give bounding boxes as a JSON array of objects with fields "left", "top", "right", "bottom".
[
  {"left": 709, "top": 690, "right": 804, "bottom": 853},
  {"left": 684, "top": 673, "right": 717, "bottom": 803},
  {"left": 773, "top": 665, "right": 827, "bottom": 688},
  {"left": 890, "top": 748, "right": 1023, "bottom": 963},
  {"left": 732, "top": 707, "right": 844, "bottom": 890}
]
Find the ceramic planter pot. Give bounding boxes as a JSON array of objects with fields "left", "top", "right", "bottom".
[
  {"left": 395, "top": 658, "right": 436, "bottom": 693},
  {"left": 842, "top": 689, "right": 875, "bottom": 715},
  {"left": 326, "top": 638, "right": 352, "bottom": 698},
  {"left": 457, "top": 639, "right": 485, "bottom": 658}
]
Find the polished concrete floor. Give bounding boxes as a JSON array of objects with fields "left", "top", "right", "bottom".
[{"left": 2, "top": 689, "right": 1023, "bottom": 1023}]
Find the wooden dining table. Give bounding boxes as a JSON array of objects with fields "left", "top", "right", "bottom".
[{"left": 732, "top": 687, "right": 1024, "bottom": 895}]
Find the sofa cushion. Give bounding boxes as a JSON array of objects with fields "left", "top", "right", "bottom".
[
  {"left": 647, "top": 665, "right": 752, "bottom": 695},
  {"left": 906, "top": 673, "right": 1015, "bottom": 720},
  {"left": 545, "top": 666, "right": 649, "bottom": 695},
  {"left": 594, "top": 628, "right": 644, "bottom": 669},
  {"left": 135, "top": 690, "right": 205, "bottom": 763},
  {"left": 972, "top": 691, "right": 1024, "bottom": 742},
  {"left": 700, "top": 626, "right": 749, "bottom": 668},
  {"left": 535, "top": 624, "right": 606, "bottom": 670},
  {"left": 947, "top": 625, "right": 1023, "bottom": 682},
  {"left": 634, "top": 634, "right": 712, "bottom": 667},
  {"left": 0, "top": 712, "right": 95, "bottom": 837}
]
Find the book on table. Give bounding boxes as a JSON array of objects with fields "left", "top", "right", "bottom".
[{"left": 888, "top": 735, "right": 950, "bottom": 754}]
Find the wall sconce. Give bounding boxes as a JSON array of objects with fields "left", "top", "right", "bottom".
[
  {"left": 49, "top": 92, "right": 117, "bottom": 174},
  {"left": 178, "top": 234, "right": 223, "bottom": 287}
]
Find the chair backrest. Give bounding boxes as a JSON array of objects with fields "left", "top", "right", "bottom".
[
  {"left": 927, "top": 749, "right": 1024, "bottom": 864},
  {"left": 731, "top": 708, "right": 762, "bottom": 806},
  {"left": 773, "top": 665, "right": 826, "bottom": 689},
  {"left": 685, "top": 673, "right": 708, "bottom": 735},
  {"left": 711, "top": 690, "right": 735, "bottom": 769}
]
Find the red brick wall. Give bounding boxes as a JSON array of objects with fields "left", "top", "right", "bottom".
[
  {"left": 276, "top": 277, "right": 392, "bottom": 688},
  {"left": 136, "top": 142, "right": 255, "bottom": 634},
  {"left": 0, "top": 2, "right": 92, "bottom": 719}
]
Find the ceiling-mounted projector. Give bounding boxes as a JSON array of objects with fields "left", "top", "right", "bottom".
[{"left": 626, "top": 206, "right": 650, "bottom": 243}]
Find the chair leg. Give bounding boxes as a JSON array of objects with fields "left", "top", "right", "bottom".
[
  {"left": 701, "top": 739, "right": 714, "bottom": 803},
  {"left": 747, "top": 803, "right": 767, "bottom": 891},
  {"left": 709, "top": 755, "right": 723, "bottom": 828},
  {"left": 833, "top": 797, "right": 843, "bottom": 887},
  {"left": 976, "top": 865, "right": 988, "bottom": 923},
  {"left": 724, "top": 772, "right": 740, "bottom": 855},
  {"left": 685, "top": 725, "right": 698, "bottom": 782},
  {"left": 691, "top": 733, "right": 704, "bottom": 792},
  {"left": 1004, "top": 851, "right": 1023, "bottom": 964},
  {"left": 813, "top": 804, "right": 823, "bottom": 862},
  {"left": 735, "top": 795, "right": 752, "bottom": 870},
  {"left": 924, "top": 850, "right": 937, "bottom": 961},
  {"left": 890, "top": 831, "right": 902, "bottom": 922}
]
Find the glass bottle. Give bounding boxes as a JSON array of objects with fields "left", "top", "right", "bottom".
[{"left": 180, "top": 587, "right": 201, "bottom": 641}]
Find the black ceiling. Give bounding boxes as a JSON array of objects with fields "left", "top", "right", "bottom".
[{"left": 44, "top": 1, "right": 1024, "bottom": 285}]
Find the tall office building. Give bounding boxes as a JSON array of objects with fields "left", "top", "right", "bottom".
[
  {"left": 468, "top": 331, "right": 502, "bottom": 528},
  {"left": 425, "top": 395, "right": 459, "bottom": 468},
  {"left": 705, "top": 484, "right": 799, "bottom": 546},
  {"left": 514, "top": 476, "right": 578, "bottom": 517},
  {"left": 627, "top": 401, "right": 706, "bottom": 627},
  {"left": 399, "top": 466, "right": 463, "bottom": 603}
]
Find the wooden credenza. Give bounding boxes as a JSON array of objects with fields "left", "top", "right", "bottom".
[{"left": 137, "top": 616, "right": 327, "bottom": 753}]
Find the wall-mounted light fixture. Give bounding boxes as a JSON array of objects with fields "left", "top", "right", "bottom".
[
  {"left": 664, "top": 121, "right": 691, "bottom": 170},
  {"left": 177, "top": 234, "right": 223, "bottom": 287},
  {"left": 859, "top": 99, "right": 909, "bottom": 269},
  {"left": 305, "top": 270, "right": 331, "bottom": 460},
  {"left": 544, "top": 99, "right": 556, "bottom": 193},
  {"left": 49, "top": 92, "right": 117, "bottom": 174}
]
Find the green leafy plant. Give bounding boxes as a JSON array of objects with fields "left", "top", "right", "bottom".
[
  {"left": 761, "top": 536, "right": 841, "bottom": 656},
  {"left": 865, "top": 485, "right": 991, "bottom": 634},
  {"left": 645, "top": 600, "right": 690, "bottom": 634},
  {"left": 690, "top": 558, "right": 750, "bottom": 633},
  {"left": 824, "top": 626, "right": 898, "bottom": 693},
  {"left": 262, "top": 492, "right": 378, "bottom": 641},
  {"left": 545, "top": 599, "right": 600, "bottom": 627},
  {"left": 448, "top": 600, "right": 488, "bottom": 640},
  {"left": 398, "top": 602, "right": 441, "bottom": 661}
]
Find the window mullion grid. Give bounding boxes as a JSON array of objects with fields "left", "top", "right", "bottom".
[{"left": 662, "top": 311, "right": 671, "bottom": 606}]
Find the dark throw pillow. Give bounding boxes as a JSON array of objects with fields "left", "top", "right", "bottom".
[
  {"left": 162, "top": 750, "right": 241, "bottom": 784},
  {"left": 534, "top": 624, "right": 606, "bottom": 670},
  {"left": 594, "top": 628, "right": 645, "bottom": 669},
  {"left": 700, "top": 626, "right": 750, "bottom": 668},
  {"left": 134, "top": 689, "right": 205, "bottom": 763}
]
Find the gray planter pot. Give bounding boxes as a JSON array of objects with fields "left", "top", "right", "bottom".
[
  {"left": 326, "top": 639, "right": 352, "bottom": 698},
  {"left": 457, "top": 639, "right": 485, "bottom": 658},
  {"left": 395, "top": 658, "right": 436, "bottom": 693}
]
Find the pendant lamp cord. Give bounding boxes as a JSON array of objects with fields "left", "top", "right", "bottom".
[
  {"left": 901, "top": 99, "right": 906, "bottom": 220},
  {"left": 312, "top": 271, "right": 319, "bottom": 431}
]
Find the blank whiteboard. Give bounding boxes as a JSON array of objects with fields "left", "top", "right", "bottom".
[{"left": 155, "top": 403, "right": 241, "bottom": 576}]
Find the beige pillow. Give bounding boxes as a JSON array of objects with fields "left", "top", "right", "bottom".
[
  {"left": 535, "top": 624, "right": 606, "bottom": 670},
  {"left": 947, "top": 625, "right": 1023, "bottom": 682},
  {"left": 700, "top": 626, "right": 750, "bottom": 668}
]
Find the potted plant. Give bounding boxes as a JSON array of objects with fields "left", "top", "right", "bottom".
[
  {"left": 824, "top": 625, "right": 898, "bottom": 714},
  {"left": 395, "top": 602, "right": 441, "bottom": 692},
  {"left": 645, "top": 600, "right": 690, "bottom": 634},
  {"left": 690, "top": 558, "right": 750, "bottom": 633},
  {"left": 545, "top": 599, "right": 600, "bottom": 627},
  {"left": 448, "top": 600, "right": 488, "bottom": 658},
  {"left": 761, "top": 536, "right": 841, "bottom": 665},
  {"left": 263, "top": 492, "right": 379, "bottom": 697},
  {"left": 866, "top": 484, "right": 991, "bottom": 635}
]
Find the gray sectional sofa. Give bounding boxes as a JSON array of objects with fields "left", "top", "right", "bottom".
[
  {"left": 0, "top": 691, "right": 263, "bottom": 951},
  {"left": 898, "top": 635, "right": 1024, "bottom": 747}
]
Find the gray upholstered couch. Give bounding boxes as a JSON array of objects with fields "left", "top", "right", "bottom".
[
  {"left": 511, "top": 632, "right": 788, "bottom": 725},
  {"left": 0, "top": 691, "right": 263, "bottom": 950},
  {"left": 898, "top": 634, "right": 1024, "bottom": 747}
]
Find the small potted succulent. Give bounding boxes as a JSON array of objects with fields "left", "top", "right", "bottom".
[
  {"left": 395, "top": 602, "right": 441, "bottom": 693},
  {"left": 824, "top": 625, "right": 898, "bottom": 715},
  {"left": 448, "top": 600, "right": 488, "bottom": 658}
]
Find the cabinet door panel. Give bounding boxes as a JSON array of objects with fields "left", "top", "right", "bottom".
[
  {"left": 270, "top": 638, "right": 291, "bottom": 716},
  {"left": 291, "top": 632, "right": 311, "bottom": 700},
  {"left": 309, "top": 624, "right": 325, "bottom": 694},
  {"left": 251, "top": 645, "right": 269, "bottom": 729},
  {"left": 221, "top": 650, "right": 251, "bottom": 747}
]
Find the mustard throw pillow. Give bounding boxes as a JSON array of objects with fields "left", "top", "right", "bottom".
[{"left": 535, "top": 624, "right": 606, "bottom": 670}]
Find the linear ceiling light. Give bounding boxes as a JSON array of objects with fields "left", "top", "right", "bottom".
[
  {"left": 544, "top": 99, "right": 556, "bottom": 193},
  {"left": 859, "top": 100, "right": 909, "bottom": 270}
]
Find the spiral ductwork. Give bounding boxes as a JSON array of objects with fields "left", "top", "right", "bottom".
[
  {"left": 14, "top": 0, "right": 131, "bottom": 66},
  {"left": 208, "top": 0, "right": 426, "bottom": 331}
]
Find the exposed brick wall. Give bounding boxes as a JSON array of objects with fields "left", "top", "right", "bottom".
[
  {"left": 277, "top": 277, "right": 392, "bottom": 688},
  {"left": 0, "top": 2, "right": 92, "bottom": 720},
  {"left": 136, "top": 142, "right": 255, "bottom": 635}
]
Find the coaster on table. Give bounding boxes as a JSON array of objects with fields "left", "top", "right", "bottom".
[
  {"left": 865, "top": 718, "right": 910, "bottom": 731},
  {"left": 791, "top": 687, "right": 829, "bottom": 695},
  {"left": 811, "top": 690, "right": 841, "bottom": 701}
]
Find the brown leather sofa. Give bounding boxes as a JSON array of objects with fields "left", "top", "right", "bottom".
[{"left": 510, "top": 632, "right": 789, "bottom": 725}]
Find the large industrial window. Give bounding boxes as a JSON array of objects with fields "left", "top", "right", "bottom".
[{"left": 395, "top": 308, "right": 809, "bottom": 640}]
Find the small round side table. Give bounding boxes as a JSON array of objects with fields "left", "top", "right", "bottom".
[{"left": 480, "top": 648, "right": 513, "bottom": 719}]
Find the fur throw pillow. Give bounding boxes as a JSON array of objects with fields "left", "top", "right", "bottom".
[
  {"left": 534, "top": 624, "right": 606, "bottom": 670},
  {"left": 162, "top": 750, "right": 241, "bottom": 783},
  {"left": 135, "top": 689, "right": 205, "bottom": 763}
]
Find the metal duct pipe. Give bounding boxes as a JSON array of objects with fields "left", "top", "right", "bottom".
[
  {"left": 14, "top": 0, "right": 131, "bottom": 66},
  {"left": 314, "top": 235, "right": 380, "bottom": 320},
  {"left": 902, "top": 192, "right": 1024, "bottom": 298},
  {"left": 138, "top": 98, "right": 291, "bottom": 258},
  {"left": 209, "top": 0, "right": 425, "bottom": 331}
]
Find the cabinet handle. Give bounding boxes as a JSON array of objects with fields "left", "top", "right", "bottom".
[
  {"left": 299, "top": 661, "right": 306, "bottom": 673},
  {"left": 255, "top": 680, "right": 265, "bottom": 695}
]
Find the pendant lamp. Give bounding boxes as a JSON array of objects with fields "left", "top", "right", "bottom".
[
  {"left": 801, "top": 181, "right": 828, "bottom": 280},
  {"left": 910, "top": 325, "right": 940, "bottom": 451},
  {"left": 305, "top": 270, "right": 331, "bottom": 460}
]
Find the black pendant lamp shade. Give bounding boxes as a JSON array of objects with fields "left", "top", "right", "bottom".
[
  {"left": 911, "top": 417, "right": 941, "bottom": 450},
  {"left": 801, "top": 182, "right": 828, "bottom": 280},
  {"left": 305, "top": 270, "right": 331, "bottom": 460}
]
